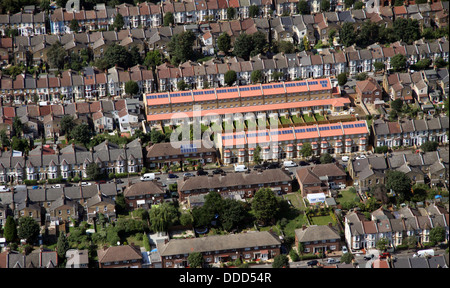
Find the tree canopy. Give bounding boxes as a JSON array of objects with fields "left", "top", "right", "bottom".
[
  {"left": 251, "top": 188, "right": 279, "bottom": 225},
  {"left": 168, "top": 31, "right": 196, "bottom": 65}
]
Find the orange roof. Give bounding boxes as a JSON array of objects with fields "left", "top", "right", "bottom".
[
  {"left": 246, "top": 130, "right": 271, "bottom": 145},
  {"left": 261, "top": 83, "right": 286, "bottom": 95},
  {"left": 294, "top": 125, "right": 320, "bottom": 140},
  {"left": 146, "top": 97, "right": 350, "bottom": 121},
  {"left": 146, "top": 93, "right": 170, "bottom": 106},
  {"left": 238, "top": 84, "right": 262, "bottom": 98},
  {"left": 317, "top": 123, "right": 344, "bottom": 137},
  {"left": 192, "top": 89, "right": 217, "bottom": 101},
  {"left": 221, "top": 131, "right": 246, "bottom": 147},
  {"left": 215, "top": 87, "right": 239, "bottom": 99},
  {"left": 341, "top": 121, "right": 368, "bottom": 135},
  {"left": 307, "top": 78, "right": 331, "bottom": 91},
  {"left": 169, "top": 91, "right": 193, "bottom": 104},
  {"left": 284, "top": 80, "right": 309, "bottom": 94},
  {"left": 268, "top": 127, "right": 296, "bottom": 142}
]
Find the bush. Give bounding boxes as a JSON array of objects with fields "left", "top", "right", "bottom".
[{"left": 24, "top": 180, "right": 38, "bottom": 186}]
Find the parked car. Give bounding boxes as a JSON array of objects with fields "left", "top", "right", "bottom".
[
  {"left": 299, "top": 161, "right": 309, "bottom": 166},
  {"left": 327, "top": 258, "right": 340, "bottom": 264},
  {"left": 363, "top": 254, "right": 374, "bottom": 261},
  {"left": 51, "top": 184, "right": 63, "bottom": 189},
  {"left": 95, "top": 180, "right": 106, "bottom": 184},
  {"left": 167, "top": 174, "right": 179, "bottom": 179},
  {"left": 379, "top": 252, "right": 390, "bottom": 259},
  {"left": 212, "top": 168, "right": 224, "bottom": 174},
  {"left": 80, "top": 182, "right": 92, "bottom": 186},
  {"left": 0, "top": 186, "right": 10, "bottom": 192},
  {"left": 253, "top": 165, "right": 264, "bottom": 170},
  {"left": 342, "top": 246, "right": 348, "bottom": 254},
  {"left": 183, "top": 172, "right": 195, "bottom": 178},
  {"left": 32, "top": 186, "right": 39, "bottom": 190},
  {"left": 341, "top": 156, "right": 349, "bottom": 162},
  {"left": 196, "top": 170, "right": 208, "bottom": 176},
  {"left": 114, "top": 179, "right": 123, "bottom": 184},
  {"left": 307, "top": 260, "right": 318, "bottom": 266}
]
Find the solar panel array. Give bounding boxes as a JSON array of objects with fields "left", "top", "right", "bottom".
[{"left": 180, "top": 143, "right": 198, "bottom": 154}]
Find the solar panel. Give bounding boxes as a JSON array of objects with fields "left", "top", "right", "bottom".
[
  {"left": 295, "top": 128, "right": 306, "bottom": 133},
  {"left": 250, "top": 86, "right": 260, "bottom": 90},
  {"left": 330, "top": 125, "right": 341, "bottom": 130},
  {"left": 263, "top": 85, "right": 273, "bottom": 89},
  {"left": 181, "top": 144, "right": 197, "bottom": 154}
]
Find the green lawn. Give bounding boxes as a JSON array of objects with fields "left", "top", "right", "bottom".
[
  {"left": 291, "top": 115, "right": 304, "bottom": 123},
  {"left": 163, "top": 126, "right": 172, "bottom": 134},
  {"left": 280, "top": 116, "right": 292, "bottom": 125},
  {"left": 314, "top": 113, "right": 325, "bottom": 121},
  {"left": 309, "top": 215, "right": 335, "bottom": 226},
  {"left": 284, "top": 193, "right": 306, "bottom": 210},
  {"left": 336, "top": 188, "right": 359, "bottom": 205},
  {"left": 303, "top": 114, "right": 315, "bottom": 122}
]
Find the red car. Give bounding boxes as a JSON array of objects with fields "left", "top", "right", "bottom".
[{"left": 379, "top": 252, "right": 390, "bottom": 259}]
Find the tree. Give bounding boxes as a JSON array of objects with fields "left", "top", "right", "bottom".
[
  {"left": 337, "top": 73, "right": 348, "bottom": 86},
  {"left": 4, "top": 216, "right": 17, "bottom": 243},
  {"left": 251, "top": 31, "right": 268, "bottom": 56},
  {"left": 251, "top": 70, "right": 263, "bottom": 83},
  {"left": 168, "top": 31, "right": 196, "bottom": 65},
  {"left": 40, "top": 0, "right": 51, "bottom": 12},
  {"left": 217, "top": 32, "right": 232, "bottom": 54},
  {"left": 429, "top": 226, "right": 446, "bottom": 244},
  {"left": 18, "top": 216, "right": 40, "bottom": 244},
  {"left": 150, "top": 128, "right": 165, "bottom": 143},
  {"left": 390, "top": 54, "right": 407, "bottom": 71},
  {"left": 391, "top": 98, "right": 403, "bottom": 112},
  {"left": 69, "top": 19, "right": 79, "bottom": 32},
  {"left": 341, "top": 251, "right": 354, "bottom": 264},
  {"left": 375, "top": 237, "right": 389, "bottom": 252},
  {"left": 354, "top": 1, "right": 364, "bottom": 8},
  {"left": 357, "top": 21, "right": 380, "bottom": 47},
  {"left": 253, "top": 145, "right": 262, "bottom": 164},
  {"left": 386, "top": 170, "right": 412, "bottom": 203},
  {"left": 86, "top": 162, "right": 102, "bottom": 180},
  {"left": 177, "top": 80, "right": 188, "bottom": 91},
  {"left": 60, "top": 115, "right": 75, "bottom": 137},
  {"left": 278, "top": 41, "right": 295, "bottom": 54},
  {"left": 393, "top": 18, "right": 420, "bottom": 45},
  {"left": 224, "top": 70, "right": 237, "bottom": 86},
  {"left": 70, "top": 123, "right": 92, "bottom": 147},
  {"left": 320, "top": 0, "right": 330, "bottom": 11},
  {"left": 252, "top": 188, "right": 279, "bottom": 225},
  {"left": 420, "top": 141, "right": 439, "bottom": 152},
  {"left": 370, "top": 184, "right": 390, "bottom": 205},
  {"left": 188, "top": 252, "right": 204, "bottom": 268},
  {"left": 163, "top": 12, "right": 174, "bottom": 26},
  {"left": 149, "top": 202, "right": 178, "bottom": 232},
  {"left": 233, "top": 33, "right": 253, "bottom": 60},
  {"left": 47, "top": 41, "right": 66, "bottom": 70},
  {"left": 125, "top": 80, "right": 140, "bottom": 97},
  {"left": 320, "top": 153, "right": 334, "bottom": 164},
  {"left": 300, "top": 142, "right": 313, "bottom": 158},
  {"left": 0, "top": 129, "right": 10, "bottom": 149},
  {"left": 144, "top": 50, "right": 163, "bottom": 70},
  {"left": 12, "top": 116, "right": 24, "bottom": 137},
  {"left": 412, "top": 58, "right": 432, "bottom": 70},
  {"left": 340, "top": 22, "right": 356, "bottom": 47},
  {"left": 434, "top": 57, "right": 448, "bottom": 69},
  {"left": 227, "top": 7, "right": 236, "bottom": 20},
  {"left": 303, "top": 35, "right": 310, "bottom": 51},
  {"left": 249, "top": 5, "right": 260, "bottom": 18},
  {"left": 56, "top": 232, "right": 69, "bottom": 264},
  {"left": 297, "top": 0, "right": 310, "bottom": 14},
  {"left": 113, "top": 13, "right": 125, "bottom": 30},
  {"left": 103, "top": 44, "right": 132, "bottom": 69},
  {"left": 11, "top": 137, "right": 29, "bottom": 154},
  {"left": 272, "top": 254, "right": 289, "bottom": 268},
  {"left": 374, "top": 61, "right": 385, "bottom": 72},
  {"left": 221, "top": 199, "right": 247, "bottom": 231}
]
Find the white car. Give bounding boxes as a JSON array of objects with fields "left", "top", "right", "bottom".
[
  {"left": 51, "top": 184, "right": 62, "bottom": 188},
  {"left": 359, "top": 155, "right": 366, "bottom": 159},
  {"left": 341, "top": 156, "right": 349, "bottom": 162},
  {"left": 0, "top": 186, "right": 10, "bottom": 192},
  {"left": 80, "top": 182, "right": 92, "bottom": 186}
]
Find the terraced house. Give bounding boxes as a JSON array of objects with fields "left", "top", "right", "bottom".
[
  {"left": 0, "top": 139, "right": 143, "bottom": 184},
  {"left": 159, "top": 231, "right": 282, "bottom": 268},
  {"left": 372, "top": 116, "right": 449, "bottom": 148},
  {"left": 345, "top": 204, "right": 449, "bottom": 251}
]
